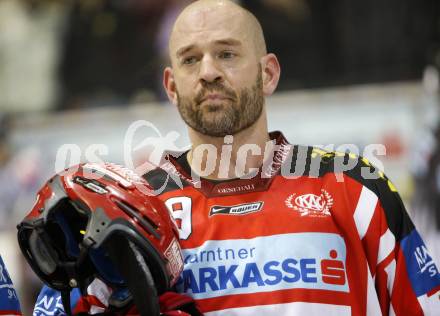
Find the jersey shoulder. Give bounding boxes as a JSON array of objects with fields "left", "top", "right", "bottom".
[
  {"left": 287, "top": 145, "right": 414, "bottom": 241},
  {"left": 287, "top": 145, "right": 392, "bottom": 190},
  {"left": 142, "top": 151, "right": 190, "bottom": 195}
]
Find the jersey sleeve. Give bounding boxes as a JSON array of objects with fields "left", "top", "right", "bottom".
[
  {"left": 0, "top": 255, "right": 21, "bottom": 315},
  {"left": 376, "top": 179, "right": 440, "bottom": 315},
  {"left": 33, "top": 282, "right": 201, "bottom": 316},
  {"left": 33, "top": 286, "right": 81, "bottom": 316},
  {"left": 347, "top": 157, "right": 440, "bottom": 315},
  {"left": 33, "top": 278, "right": 112, "bottom": 315}
]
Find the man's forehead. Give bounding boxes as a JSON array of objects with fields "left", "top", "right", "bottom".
[
  {"left": 176, "top": 38, "right": 242, "bottom": 58},
  {"left": 170, "top": 5, "right": 249, "bottom": 55}
]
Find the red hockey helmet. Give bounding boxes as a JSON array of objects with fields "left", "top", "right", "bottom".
[{"left": 17, "top": 163, "right": 183, "bottom": 314}]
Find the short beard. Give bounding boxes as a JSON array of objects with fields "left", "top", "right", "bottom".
[{"left": 176, "top": 67, "right": 264, "bottom": 137}]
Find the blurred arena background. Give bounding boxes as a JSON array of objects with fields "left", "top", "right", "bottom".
[{"left": 0, "top": 0, "right": 439, "bottom": 314}]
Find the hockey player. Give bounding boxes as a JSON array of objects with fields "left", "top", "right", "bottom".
[
  {"left": 28, "top": 0, "right": 440, "bottom": 315},
  {"left": 148, "top": 0, "right": 440, "bottom": 314}
]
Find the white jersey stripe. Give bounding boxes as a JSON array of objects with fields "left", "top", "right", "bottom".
[
  {"left": 377, "top": 229, "right": 396, "bottom": 265},
  {"left": 205, "top": 301, "right": 351, "bottom": 316},
  {"left": 384, "top": 259, "right": 396, "bottom": 295},
  {"left": 390, "top": 304, "right": 396, "bottom": 316},
  {"left": 353, "top": 186, "right": 378, "bottom": 240},
  {"left": 366, "top": 265, "right": 382, "bottom": 315},
  {"left": 417, "top": 289, "right": 440, "bottom": 315}
]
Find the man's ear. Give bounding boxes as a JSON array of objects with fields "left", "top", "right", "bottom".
[
  {"left": 163, "top": 67, "right": 178, "bottom": 105},
  {"left": 260, "top": 53, "right": 281, "bottom": 96}
]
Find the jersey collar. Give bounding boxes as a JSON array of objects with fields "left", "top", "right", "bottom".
[{"left": 163, "top": 131, "right": 291, "bottom": 197}]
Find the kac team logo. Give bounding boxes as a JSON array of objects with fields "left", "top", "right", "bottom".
[{"left": 285, "top": 189, "right": 333, "bottom": 217}]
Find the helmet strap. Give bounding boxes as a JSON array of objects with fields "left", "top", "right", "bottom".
[
  {"left": 105, "top": 235, "right": 160, "bottom": 316},
  {"left": 61, "top": 290, "right": 72, "bottom": 316}
]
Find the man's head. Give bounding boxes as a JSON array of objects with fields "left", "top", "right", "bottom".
[{"left": 163, "top": 0, "right": 280, "bottom": 137}]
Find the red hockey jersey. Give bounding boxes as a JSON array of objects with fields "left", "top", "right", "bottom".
[
  {"left": 142, "top": 131, "right": 440, "bottom": 316},
  {"left": 33, "top": 131, "right": 440, "bottom": 315}
]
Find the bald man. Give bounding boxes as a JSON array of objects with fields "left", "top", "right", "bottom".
[
  {"left": 31, "top": 1, "right": 440, "bottom": 315},
  {"left": 163, "top": 0, "right": 279, "bottom": 180},
  {"left": 156, "top": 1, "right": 440, "bottom": 315}
]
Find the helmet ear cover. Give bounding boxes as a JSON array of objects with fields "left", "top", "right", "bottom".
[
  {"left": 28, "top": 230, "right": 58, "bottom": 275},
  {"left": 18, "top": 197, "right": 97, "bottom": 291}
]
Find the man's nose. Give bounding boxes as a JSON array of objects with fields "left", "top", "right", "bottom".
[{"left": 199, "top": 56, "right": 223, "bottom": 83}]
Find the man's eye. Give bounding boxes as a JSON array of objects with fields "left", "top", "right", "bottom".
[
  {"left": 182, "top": 56, "right": 197, "bottom": 65},
  {"left": 219, "top": 51, "right": 235, "bottom": 59}
]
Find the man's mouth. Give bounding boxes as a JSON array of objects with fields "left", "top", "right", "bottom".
[{"left": 201, "top": 94, "right": 230, "bottom": 102}]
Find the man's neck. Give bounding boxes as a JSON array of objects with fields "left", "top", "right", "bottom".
[{"left": 186, "top": 112, "right": 272, "bottom": 180}]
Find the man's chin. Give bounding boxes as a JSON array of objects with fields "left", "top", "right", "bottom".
[{"left": 194, "top": 119, "right": 234, "bottom": 137}]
